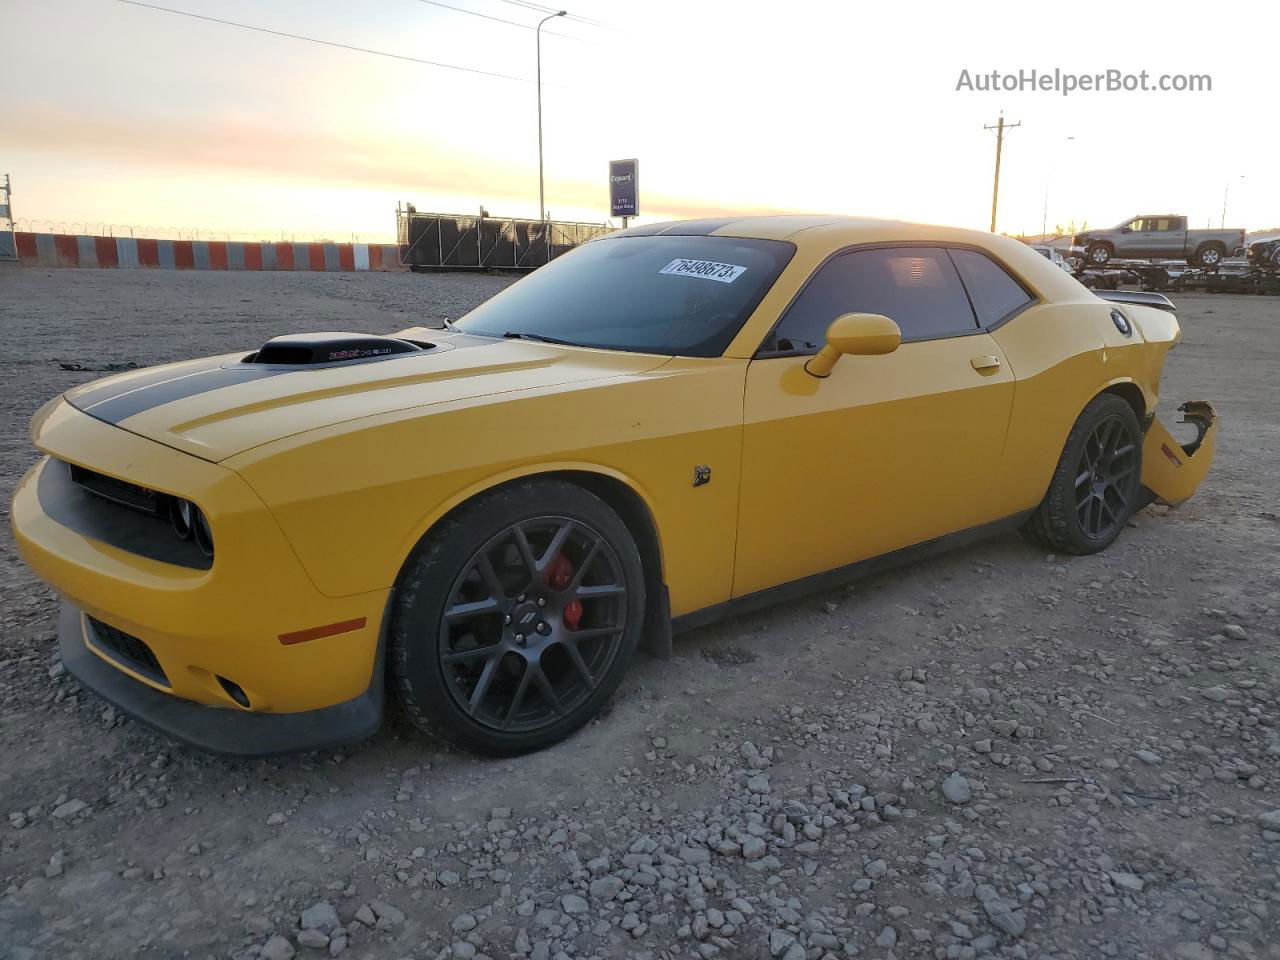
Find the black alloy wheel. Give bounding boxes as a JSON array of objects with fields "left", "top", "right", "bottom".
[
  {"left": 438, "top": 516, "right": 628, "bottom": 733},
  {"left": 1073, "top": 414, "right": 1140, "bottom": 542},
  {"left": 389, "top": 479, "right": 645, "bottom": 755},
  {"left": 1023, "top": 393, "right": 1145, "bottom": 555}
]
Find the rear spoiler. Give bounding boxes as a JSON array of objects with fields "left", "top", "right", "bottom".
[{"left": 1095, "top": 290, "right": 1177, "bottom": 313}]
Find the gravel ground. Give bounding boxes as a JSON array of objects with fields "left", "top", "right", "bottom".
[{"left": 1, "top": 268, "right": 1278, "bottom": 960}]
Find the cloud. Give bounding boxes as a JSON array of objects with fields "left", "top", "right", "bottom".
[
  {"left": 5, "top": 102, "right": 801, "bottom": 223},
  {"left": 6, "top": 103, "right": 500, "bottom": 192}
]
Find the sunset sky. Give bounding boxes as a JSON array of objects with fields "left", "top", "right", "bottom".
[{"left": 5, "top": 0, "right": 1278, "bottom": 243}]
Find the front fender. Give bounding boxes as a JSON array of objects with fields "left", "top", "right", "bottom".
[
  {"left": 1141, "top": 401, "right": 1217, "bottom": 506},
  {"left": 391, "top": 460, "right": 666, "bottom": 582}
]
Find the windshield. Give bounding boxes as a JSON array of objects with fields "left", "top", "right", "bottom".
[{"left": 455, "top": 235, "right": 795, "bottom": 357}]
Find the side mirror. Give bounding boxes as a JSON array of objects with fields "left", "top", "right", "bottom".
[
  {"left": 804, "top": 313, "right": 901, "bottom": 378},
  {"left": 1120, "top": 225, "right": 1132, "bottom": 233}
]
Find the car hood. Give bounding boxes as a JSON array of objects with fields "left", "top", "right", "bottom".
[{"left": 63, "top": 331, "right": 670, "bottom": 463}]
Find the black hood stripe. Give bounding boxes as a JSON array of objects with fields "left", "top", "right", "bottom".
[
  {"left": 68, "top": 355, "right": 233, "bottom": 410},
  {"left": 64, "top": 335, "right": 496, "bottom": 426},
  {"left": 69, "top": 364, "right": 292, "bottom": 425}
]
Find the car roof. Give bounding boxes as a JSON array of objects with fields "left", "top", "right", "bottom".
[
  {"left": 607, "top": 214, "right": 1094, "bottom": 307},
  {"left": 609, "top": 214, "right": 1013, "bottom": 249}
]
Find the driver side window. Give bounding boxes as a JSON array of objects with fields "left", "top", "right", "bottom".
[{"left": 765, "top": 247, "right": 979, "bottom": 353}]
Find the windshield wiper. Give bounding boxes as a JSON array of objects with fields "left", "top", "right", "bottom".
[{"left": 502, "top": 331, "right": 580, "bottom": 347}]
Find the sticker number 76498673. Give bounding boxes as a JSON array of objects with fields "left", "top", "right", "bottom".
[{"left": 658, "top": 258, "right": 748, "bottom": 284}]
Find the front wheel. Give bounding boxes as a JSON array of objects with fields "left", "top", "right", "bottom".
[
  {"left": 1087, "top": 243, "right": 1113, "bottom": 266},
  {"left": 389, "top": 479, "right": 646, "bottom": 755},
  {"left": 1023, "top": 394, "right": 1143, "bottom": 555}
]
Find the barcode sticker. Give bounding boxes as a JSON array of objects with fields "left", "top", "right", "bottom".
[{"left": 658, "top": 258, "right": 747, "bottom": 284}]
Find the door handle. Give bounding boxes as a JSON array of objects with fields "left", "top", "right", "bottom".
[{"left": 971, "top": 355, "right": 1001, "bottom": 371}]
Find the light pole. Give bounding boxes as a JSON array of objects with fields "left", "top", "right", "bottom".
[
  {"left": 1041, "top": 135, "right": 1074, "bottom": 239},
  {"left": 1221, "top": 175, "right": 1244, "bottom": 228},
  {"left": 536, "top": 10, "right": 566, "bottom": 222}
]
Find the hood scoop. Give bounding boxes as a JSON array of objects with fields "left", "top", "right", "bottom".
[{"left": 244, "top": 332, "right": 433, "bottom": 366}]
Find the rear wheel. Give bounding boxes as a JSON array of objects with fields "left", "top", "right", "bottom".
[
  {"left": 389, "top": 479, "right": 645, "bottom": 755},
  {"left": 1023, "top": 394, "right": 1143, "bottom": 555},
  {"left": 1195, "top": 243, "right": 1225, "bottom": 268}
]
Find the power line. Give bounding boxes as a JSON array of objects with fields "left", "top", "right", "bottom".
[
  {"left": 409, "top": 0, "right": 591, "bottom": 42},
  {"left": 112, "top": 0, "right": 538, "bottom": 84},
  {"left": 489, "top": 0, "right": 619, "bottom": 31}
]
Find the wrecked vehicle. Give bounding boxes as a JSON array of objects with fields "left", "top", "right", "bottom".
[
  {"left": 1247, "top": 236, "right": 1280, "bottom": 271},
  {"left": 11, "top": 216, "right": 1216, "bottom": 757}
]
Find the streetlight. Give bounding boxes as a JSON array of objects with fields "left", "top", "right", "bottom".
[
  {"left": 536, "top": 10, "right": 566, "bottom": 222},
  {"left": 1041, "top": 135, "right": 1074, "bottom": 239},
  {"left": 1222, "top": 175, "right": 1245, "bottom": 228}
]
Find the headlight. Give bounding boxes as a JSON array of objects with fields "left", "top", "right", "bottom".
[
  {"left": 193, "top": 508, "right": 214, "bottom": 557},
  {"left": 170, "top": 498, "right": 194, "bottom": 538},
  {"left": 170, "top": 498, "right": 214, "bottom": 558}
]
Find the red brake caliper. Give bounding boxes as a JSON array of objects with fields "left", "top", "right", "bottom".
[{"left": 547, "top": 553, "right": 582, "bottom": 629}]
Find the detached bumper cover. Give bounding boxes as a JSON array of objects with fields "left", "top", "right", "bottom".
[
  {"left": 59, "top": 603, "right": 383, "bottom": 757},
  {"left": 1141, "top": 401, "right": 1217, "bottom": 506}
]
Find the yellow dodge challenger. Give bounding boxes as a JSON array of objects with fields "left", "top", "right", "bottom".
[{"left": 11, "top": 216, "right": 1216, "bottom": 757}]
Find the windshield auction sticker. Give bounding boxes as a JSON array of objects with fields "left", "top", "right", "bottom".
[{"left": 658, "top": 259, "right": 747, "bottom": 283}]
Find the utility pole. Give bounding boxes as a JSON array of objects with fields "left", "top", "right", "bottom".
[{"left": 984, "top": 114, "right": 1021, "bottom": 233}]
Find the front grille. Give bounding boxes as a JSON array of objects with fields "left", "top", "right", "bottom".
[
  {"left": 86, "top": 616, "right": 169, "bottom": 687},
  {"left": 68, "top": 463, "right": 166, "bottom": 516}
]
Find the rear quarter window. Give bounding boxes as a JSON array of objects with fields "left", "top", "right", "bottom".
[{"left": 949, "top": 249, "right": 1035, "bottom": 327}]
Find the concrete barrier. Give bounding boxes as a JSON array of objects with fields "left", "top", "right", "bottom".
[{"left": 13, "top": 233, "right": 405, "bottom": 273}]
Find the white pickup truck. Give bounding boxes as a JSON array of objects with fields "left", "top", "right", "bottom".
[{"left": 1071, "top": 215, "right": 1246, "bottom": 268}]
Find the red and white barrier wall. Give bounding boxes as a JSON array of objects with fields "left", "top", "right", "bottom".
[{"left": 12, "top": 233, "right": 406, "bottom": 272}]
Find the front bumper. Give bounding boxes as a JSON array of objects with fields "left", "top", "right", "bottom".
[
  {"left": 1247, "top": 243, "right": 1279, "bottom": 269},
  {"left": 12, "top": 400, "right": 391, "bottom": 753},
  {"left": 59, "top": 602, "right": 383, "bottom": 756},
  {"left": 1140, "top": 401, "right": 1217, "bottom": 506}
]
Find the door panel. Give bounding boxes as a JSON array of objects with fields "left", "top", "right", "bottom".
[
  {"left": 1115, "top": 221, "right": 1143, "bottom": 257},
  {"left": 1126, "top": 220, "right": 1156, "bottom": 257},
  {"left": 733, "top": 335, "right": 1014, "bottom": 598},
  {"left": 1151, "top": 217, "right": 1184, "bottom": 257}
]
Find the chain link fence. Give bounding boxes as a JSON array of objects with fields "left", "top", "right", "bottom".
[{"left": 397, "top": 209, "right": 614, "bottom": 270}]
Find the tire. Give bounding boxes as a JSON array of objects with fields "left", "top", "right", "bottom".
[
  {"left": 1195, "top": 243, "right": 1225, "bottom": 268},
  {"left": 1086, "top": 243, "right": 1113, "bottom": 266},
  {"left": 389, "top": 479, "right": 646, "bottom": 756},
  {"left": 1023, "top": 394, "right": 1143, "bottom": 555}
]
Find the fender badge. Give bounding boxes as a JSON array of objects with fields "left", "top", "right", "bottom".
[{"left": 693, "top": 465, "right": 711, "bottom": 487}]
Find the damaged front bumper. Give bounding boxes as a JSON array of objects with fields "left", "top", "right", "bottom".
[{"left": 1140, "top": 401, "right": 1217, "bottom": 506}]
